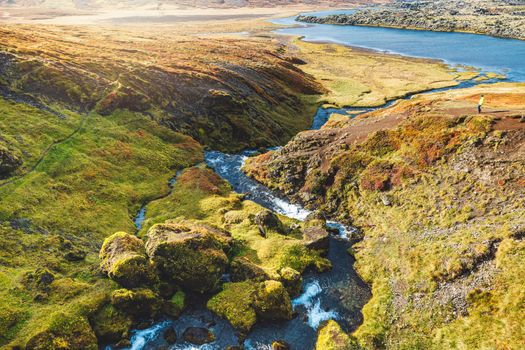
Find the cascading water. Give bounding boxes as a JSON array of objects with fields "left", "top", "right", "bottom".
[{"left": 108, "top": 9, "right": 517, "bottom": 348}]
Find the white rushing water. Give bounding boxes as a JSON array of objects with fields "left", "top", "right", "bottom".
[
  {"left": 292, "top": 281, "right": 340, "bottom": 329},
  {"left": 122, "top": 321, "right": 172, "bottom": 350}
]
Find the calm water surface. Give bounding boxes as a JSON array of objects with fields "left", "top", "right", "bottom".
[{"left": 273, "top": 10, "right": 525, "bottom": 81}]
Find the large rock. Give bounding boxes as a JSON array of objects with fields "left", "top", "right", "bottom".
[
  {"left": 183, "top": 327, "right": 215, "bottom": 345},
  {"left": 230, "top": 257, "right": 270, "bottom": 282},
  {"left": 25, "top": 312, "right": 98, "bottom": 350},
  {"left": 207, "top": 281, "right": 258, "bottom": 333},
  {"left": 254, "top": 280, "right": 293, "bottom": 321},
  {"left": 145, "top": 222, "right": 230, "bottom": 293},
  {"left": 99, "top": 232, "right": 154, "bottom": 288},
  {"left": 254, "top": 210, "right": 285, "bottom": 236},
  {"left": 279, "top": 267, "right": 302, "bottom": 298},
  {"left": 90, "top": 304, "right": 132, "bottom": 344},
  {"left": 110, "top": 288, "right": 161, "bottom": 319},
  {"left": 302, "top": 226, "right": 330, "bottom": 252},
  {"left": 0, "top": 145, "right": 22, "bottom": 179},
  {"left": 316, "top": 320, "right": 360, "bottom": 350}
]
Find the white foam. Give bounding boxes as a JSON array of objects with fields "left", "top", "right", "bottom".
[
  {"left": 126, "top": 320, "right": 171, "bottom": 350},
  {"left": 293, "top": 281, "right": 339, "bottom": 329}
]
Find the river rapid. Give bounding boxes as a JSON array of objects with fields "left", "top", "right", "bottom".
[{"left": 108, "top": 9, "right": 524, "bottom": 350}]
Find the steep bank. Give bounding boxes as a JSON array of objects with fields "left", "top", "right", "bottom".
[
  {"left": 297, "top": 0, "right": 525, "bottom": 40},
  {"left": 244, "top": 82, "right": 525, "bottom": 349}
]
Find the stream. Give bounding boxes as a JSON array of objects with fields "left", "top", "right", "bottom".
[{"left": 109, "top": 9, "right": 524, "bottom": 350}]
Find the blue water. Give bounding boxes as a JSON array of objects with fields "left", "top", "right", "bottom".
[{"left": 273, "top": 11, "right": 525, "bottom": 82}]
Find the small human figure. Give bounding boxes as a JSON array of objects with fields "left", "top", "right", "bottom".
[{"left": 478, "top": 94, "right": 485, "bottom": 114}]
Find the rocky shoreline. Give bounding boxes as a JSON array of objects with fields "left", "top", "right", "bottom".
[{"left": 297, "top": 0, "right": 525, "bottom": 40}]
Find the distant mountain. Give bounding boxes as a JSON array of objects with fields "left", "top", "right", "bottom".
[{"left": 0, "top": 0, "right": 385, "bottom": 8}]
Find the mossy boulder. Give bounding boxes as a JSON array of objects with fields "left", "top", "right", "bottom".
[
  {"left": 207, "top": 281, "right": 258, "bottom": 333},
  {"left": 90, "top": 304, "right": 132, "bottom": 343},
  {"left": 110, "top": 288, "right": 161, "bottom": 319},
  {"left": 164, "top": 290, "right": 186, "bottom": 318},
  {"left": 22, "top": 268, "right": 55, "bottom": 294},
  {"left": 279, "top": 267, "right": 302, "bottom": 298},
  {"left": 145, "top": 222, "right": 230, "bottom": 293},
  {"left": 25, "top": 312, "right": 98, "bottom": 350},
  {"left": 254, "top": 210, "right": 286, "bottom": 237},
  {"left": 302, "top": 226, "right": 330, "bottom": 253},
  {"left": 99, "top": 232, "right": 155, "bottom": 288},
  {"left": 0, "top": 144, "right": 22, "bottom": 179},
  {"left": 254, "top": 280, "right": 292, "bottom": 321},
  {"left": 230, "top": 257, "right": 270, "bottom": 282},
  {"left": 316, "top": 320, "right": 361, "bottom": 350}
]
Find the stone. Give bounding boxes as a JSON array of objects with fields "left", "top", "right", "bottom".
[
  {"left": 230, "top": 257, "right": 270, "bottom": 282},
  {"left": 99, "top": 232, "right": 154, "bottom": 288},
  {"left": 316, "top": 320, "right": 360, "bottom": 350},
  {"left": 90, "top": 304, "right": 132, "bottom": 344},
  {"left": 110, "top": 288, "right": 161, "bottom": 319},
  {"left": 164, "top": 290, "right": 185, "bottom": 318},
  {"left": 163, "top": 327, "right": 177, "bottom": 344},
  {"left": 145, "top": 222, "right": 230, "bottom": 293},
  {"left": 279, "top": 267, "right": 303, "bottom": 298},
  {"left": 0, "top": 145, "right": 22, "bottom": 179},
  {"left": 254, "top": 280, "right": 293, "bottom": 321},
  {"left": 64, "top": 248, "right": 87, "bottom": 261},
  {"left": 254, "top": 210, "right": 284, "bottom": 233},
  {"left": 25, "top": 313, "right": 98, "bottom": 350},
  {"left": 182, "top": 327, "right": 215, "bottom": 345},
  {"left": 272, "top": 340, "right": 290, "bottom": 350},
  {"left": 302, "top": 226, "right": 330, "bottom": 252}
]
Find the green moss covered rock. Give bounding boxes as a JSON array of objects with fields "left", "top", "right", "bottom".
[
  {"left": 279, "top": 267, "right": 302, "bottom": 298},
  {"left": 110, "top": 288, "right": 161, "bottom": 319},
  {"left": 316, "top": 320, "right": 360, "bottom": 350},
  {"left": 164, "top": 290, "right": 186, "bottom": 318},
  {"left": 254, "top": 210, "right": 285, "bottom": 236},
  {"left": 145, "top": 223, "right": 229, "bottom": 293},
  {"left": 90, "top": 303, "right": 132, "bottom": 343},
  {"left": 99, "top": 232, "right": 155, "bottom": 288},
  {"left": 25, "top": 312, "right": 98, "bottom": 350},
  {"left": 254, "top": 280, "right": 292, "bottom": 321},
  {"left": 230, "top": 257, "right": 270, "bottom": 282},
  {"left": 207, "top": 281, "right": 258, "bottom": 333},
  {"left": 302, "top": 226, "right": 330, "bottom": 253}
]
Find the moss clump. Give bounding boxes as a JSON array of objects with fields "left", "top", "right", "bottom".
[
  {"left": 165, "top": 290, "right": 186, "bottom": 318},
  {"left": 207, "top": 281, "right": 258, "bottom": 333},
  {"left": 230, "top": 257, "right": 270, "bottom": 283},
  {"left": 110, "top": 288, "right": 161, "bottom": 319},
  {"left": 0, "top": 144, "right": 22, "bottom": 179},
  {"left": 316, "top": 320, "right": 360, "bottom": 350},
  {"left": 25, "top": 312, "right": 98, "bottom": 350},
  {"left": 90, "top": 303, "right": 132, "bottom": 343},
  {"left": 279, "top": 245, "right": 332, "bottom": 273},
  {"left": 145, "top": 222, "right": 230, "bottom": 293},
  {"left": 254, "top": 280, "right": 292, "bottom": 321},
  {"left": 99, "top": 232, "right": 155, "bottom": 288},
  {"left": 279, "top": 267, "right": 303, "bottom": 298}
]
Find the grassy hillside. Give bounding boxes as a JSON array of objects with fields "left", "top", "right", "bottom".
[
  {"left": 244, "top": 83, "right": 525, "bottom": 349},
  {"left": 0, "top": 25, "right": 322, "bottom": 152}
]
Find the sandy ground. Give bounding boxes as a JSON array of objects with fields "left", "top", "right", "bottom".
[{"left": 0, "top": 5, "right": 331, "bottom": 24}]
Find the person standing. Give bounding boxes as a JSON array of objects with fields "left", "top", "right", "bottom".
[{"left": 478, "top": 94, "right": 485, "bottom": 114}]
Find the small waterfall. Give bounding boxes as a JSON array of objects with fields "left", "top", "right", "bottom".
[{"left": 127, "top": 321, "right": 172, "bottom": 350}]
